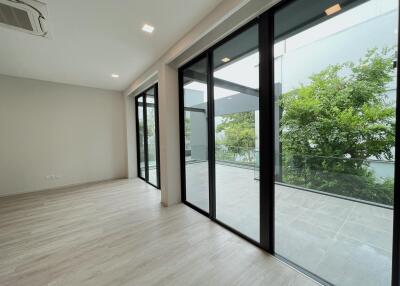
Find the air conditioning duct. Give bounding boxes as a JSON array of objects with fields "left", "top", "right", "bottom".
[{"left": 0, "top": 0, "right": 49, "bottom": 37}]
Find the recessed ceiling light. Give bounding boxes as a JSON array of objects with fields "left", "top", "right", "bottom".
[
  {"left": 325, "top": 4, "right": 341, "bottom": 16},
  {"left": 111, "top": 74, "right": 119, "bottom": 78},
  {"left": 221, "top": 57, "right": 230, "bottom": 63},
  {"left": 142, "top": 24, "right": 154, "bottom": 33}
]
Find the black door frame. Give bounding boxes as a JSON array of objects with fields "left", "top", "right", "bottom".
[
  {"left": 392, "top": 0, "right": 400, "bottom": 284},
  {"left": 135, "top": 94, "right": 146, "bottom": 180},
  {"left": 135, "top": 83, "right": 161, "bottom": 189},
  {"left": 178, "top": 20, "right": 263, "bottom": 247},
  {"left": 178, "top": 0, "right": 400, "bottom": 285}
]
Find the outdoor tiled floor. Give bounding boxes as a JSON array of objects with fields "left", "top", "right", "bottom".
[{"left": 185, "top": 161, "right": 393, "bottom": 286}]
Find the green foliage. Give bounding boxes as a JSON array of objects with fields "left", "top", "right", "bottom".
[
  {"left": 280, "top": 48, "right": 396, "bottom": 205},
  {"left": 216, "top": 112, "right": 256, "bottom": 163}
]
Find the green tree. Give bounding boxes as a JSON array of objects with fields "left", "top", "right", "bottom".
[
  {"left": 216, "top": 112, "right": 256, "bottom": 162},
  {"left": 280, "top": 48, "right": 396, "bottom": 205}
]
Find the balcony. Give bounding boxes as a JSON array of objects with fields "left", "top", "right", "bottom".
[{"left": 185, "top": 147, "right": 394, "bottom": 286}]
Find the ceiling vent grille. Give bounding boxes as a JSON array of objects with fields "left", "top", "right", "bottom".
[{"left": 0, "top": 0, "right": 49, "bottom": 37}]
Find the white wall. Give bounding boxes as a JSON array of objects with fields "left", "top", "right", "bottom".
[
  {"left": 158, "top": 64, "right": 181, "bottom": 206},
  {"left": 124, "top": 95, "right": 137, "bottom": 179},
  {"left": 0, "top": 74, "right": 127, "bottom": 196}
]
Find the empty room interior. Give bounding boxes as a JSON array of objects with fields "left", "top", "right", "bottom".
[{"left": 1, "top": 0, "right": 400, "bottom": 285}]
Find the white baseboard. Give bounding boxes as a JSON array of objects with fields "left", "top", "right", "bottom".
[{"left": 0, "top": 177, "right": 128, "bottom": 198}]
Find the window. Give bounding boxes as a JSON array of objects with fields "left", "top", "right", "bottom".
[
  {"left": 179, "top": 0, "right": 399, "bottom": 285},
  {"left": 274, "top": 1, "right": 397, "bottom": 285},
  {"left": 213, "top": 25, "right": 260, "bottom": 241},
  {"left": 135, "top": 84, "right": 160, "bottom": 188},
  {"left": 182, "top": 56, "right": 210, "bottom": 212},
  {"left": 146, "top": 92, "right": 159, "bottom": 186},
  {"left": 137, "top": 96, "right": 145, "bottom": 178}
]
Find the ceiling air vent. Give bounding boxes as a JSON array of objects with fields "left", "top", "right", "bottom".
[{"left": 0, "top": 0, "right": 49, "bottom": 37}]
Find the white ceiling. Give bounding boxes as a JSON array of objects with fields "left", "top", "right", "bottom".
[{"left": 0, "top": 0, "right": 223, "bottom": 91}]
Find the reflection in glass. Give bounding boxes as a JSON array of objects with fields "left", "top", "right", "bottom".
[
  {"left": 213, "top": 25, "right": 260, "bottom": 241},
  {"left": 183, "top": 57, "right": 209, "bottom": 212},
  {"left": 274, "top": 0, "right": 397, "bottom": 285}
]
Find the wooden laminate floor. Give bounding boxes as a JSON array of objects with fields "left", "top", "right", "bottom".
[{"left": 0, "top": 179, "right": 318, "bottom": 286}]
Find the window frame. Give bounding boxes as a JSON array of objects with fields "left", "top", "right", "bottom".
[{"left": 135, "top": 83, "right": 161, "bottom": 189}]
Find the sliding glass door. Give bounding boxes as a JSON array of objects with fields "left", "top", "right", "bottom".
[
  {"left": 213, "top": 25, "right": 260, "bottom": 241},
  {"left": 137, "top": 96, "right": 146, "bottom": 179},
  {"left": 181, "top": 56, "right": 210, "bottom": 213},
  {"left": 135, "top": 84, "right": 160, "bottom": 188},
  {"left": 146, "top": 91, "right": 159, "bottom": 187},
  {"left": 179, "top": 0, "right": 399, "bottom": 285}
]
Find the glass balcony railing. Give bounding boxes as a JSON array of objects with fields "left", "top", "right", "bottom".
[
  {"left": 187, "top": 144, "right": 394, "bottom": 207},
  {"left": 215, "top": 144, "right": 257, "bottom": 168},
  {"left": 277, "top": 153, "right": 394, "bottom": 207}
]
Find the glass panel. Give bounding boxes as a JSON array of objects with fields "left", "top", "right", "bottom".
[
  {"left": 274, "top": 0, "right": 397, "bottom": 285},
  {"left": 137, "top": 96, "right": 146, "bottom": 178},
  {"left": 213, "top": 24, "right": 259, "bottom": 241},
  {"left": 183, "top": 57, "right": 209, "bottom": 212},
  {"left": 146, "top": 88, "right": 159, "bottom": 186}
]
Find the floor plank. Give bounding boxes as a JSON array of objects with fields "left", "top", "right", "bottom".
[{"left": 0, "top": 179, "right": 318, "bottom": 286}]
